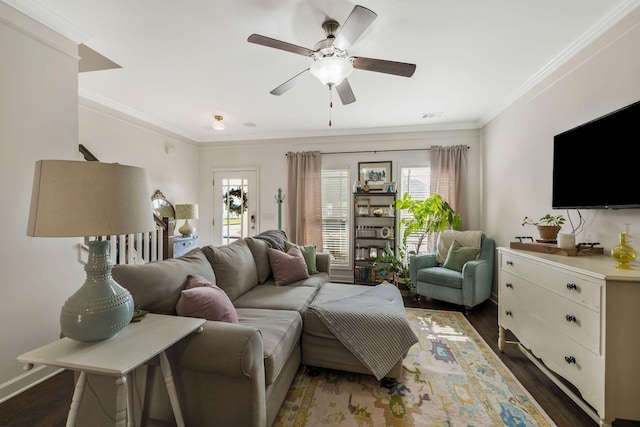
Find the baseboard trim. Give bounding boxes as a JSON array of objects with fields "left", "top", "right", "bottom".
[{"left": 0, "top": 365, "right": 64, "bottom": 404}]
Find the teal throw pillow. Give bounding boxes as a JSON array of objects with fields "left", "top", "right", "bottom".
[
  {"left": 442, "top": 239, "right": 480, "bottom": 272},
  {"left": 284, "top": 241, "right": 319, "bottom": 274}
]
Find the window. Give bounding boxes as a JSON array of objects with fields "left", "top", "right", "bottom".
[
  {"left": 399, "top": 166, "right": 430, "bottom": 255},
  {"left": 321, "top": 169, "right": 350, "bottom": 268}
]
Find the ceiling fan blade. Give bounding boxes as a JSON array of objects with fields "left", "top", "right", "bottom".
[
  {"left": 352, "top": 56, "right": 416, "bottom": 77},
  {"left": 335, "top": 79, "right": 356, "bottom": 105},
  {"left": 270, "top": 69, "right": 310, "bottom": 96},
  {"left": 333, "top": 5, "right": 377, "bottom": 51},
  {"left": 247, "top": 34, "right": 315, "bottom": 57}
]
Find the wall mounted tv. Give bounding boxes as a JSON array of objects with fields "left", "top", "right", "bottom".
[{"left": 552, "top": 99, "right": 640, "bottom": 209}]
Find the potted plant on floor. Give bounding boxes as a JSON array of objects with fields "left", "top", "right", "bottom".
[
  {"left": 522, "top": 214, "right": 566, "bottom": 241},
  {"left": 374, "top": 243, "right": 412, "bottom": 296},
  {"left": 376, "top": 193, "right": 462, "bottom": 298}
]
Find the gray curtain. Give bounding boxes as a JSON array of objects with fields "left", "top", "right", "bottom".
[
  {"left": 286, "top": 151, "right": 323, "bottom": 247},
  {"left": 430, "top": 144, "right": 469, "bottom": 225}
]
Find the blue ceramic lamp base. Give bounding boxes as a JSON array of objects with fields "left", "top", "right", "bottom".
[{"left": 60, "top": 240, "right": 134, "bottom": 342}]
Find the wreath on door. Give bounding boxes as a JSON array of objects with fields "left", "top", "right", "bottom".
[{"left": 223, "top": 188, "right": 248, "bottom": 216}]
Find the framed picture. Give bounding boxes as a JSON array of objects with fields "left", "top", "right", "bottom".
[
  {"left": 383, "top": 182, "right": 397, "bottom": 193},
  {"left": 369, "top": 247, "right": 378, "bottom": 260},
  {"left": 359, "top": 161, "right": 392, "bottom": 191}
]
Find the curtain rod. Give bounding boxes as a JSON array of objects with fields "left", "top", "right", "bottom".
[
  {"left": 285, "top": 146, "right": 470, "bottom": 156},
  {"left": 320, "top": 146, "right": 470, "bottom": 155}
]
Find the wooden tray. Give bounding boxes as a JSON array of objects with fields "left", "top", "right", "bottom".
[{"left": 510, "top": 241, "right": 604, "bottom": 256}]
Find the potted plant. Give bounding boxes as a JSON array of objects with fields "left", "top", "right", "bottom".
[
  {"left": 374, "top": 243, "right": 413, "bottom": 296},
  {"left": 377, "top": 193, "right": 461, "bottom": 298},
  {"left": 522, "top": 214, "right": 566, "bottom": 241},
  {"left": 395, "top": 193, "right": 462, "bottom": 254}
]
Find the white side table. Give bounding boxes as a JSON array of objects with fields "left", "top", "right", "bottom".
[{"left": 18, "top": 313, "right": 205, "bottom": 427}]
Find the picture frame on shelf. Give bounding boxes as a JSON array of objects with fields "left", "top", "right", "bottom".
[
  {"left": 359, "top": 161, "right": 392, "bottom": 191},
  {"left": 369, "top": 247, "right": 378, "bottom": 260},
  {"left": 383, "top": 182, "right": 397, "bottom": 193}
]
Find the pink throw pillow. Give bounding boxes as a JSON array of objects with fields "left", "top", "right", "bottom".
[
  {"left": 175, "top": 275, "right": 238, "bottom": 323},
  {"left": 267, "top": 246, "right": 310, "bottom": 286}
]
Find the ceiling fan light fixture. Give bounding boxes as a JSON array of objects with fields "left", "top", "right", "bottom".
[
  {"left": 212, "top": 115, "right": 225, "bottom": 130},
  {"left": 310, "top": 56, "right": 353, "bottom": 86}
]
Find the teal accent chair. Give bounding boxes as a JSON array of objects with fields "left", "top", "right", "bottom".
[{"left": 410, "top": 234, "right": 495, "bottom": 313}]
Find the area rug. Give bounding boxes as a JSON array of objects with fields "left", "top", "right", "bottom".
[{"left": 275, "top": 308, "right": 556, "bottom": 426}]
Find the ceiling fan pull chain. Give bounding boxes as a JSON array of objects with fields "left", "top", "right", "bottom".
[{"left": 329, "top": 85, "right": 333, "bottom": 127}]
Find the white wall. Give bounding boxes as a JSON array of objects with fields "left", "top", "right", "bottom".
[
  {"left": 197, "top": 129, "right": 481, "bottom": 249},
  {"left": 0, "top": 4, "right": 201, "bottom": 386},
  {"left": 0, "top": 4, "right": 82, "bottom": 384},
  {"left": 482, "top": 6, "right": 640, "bottom": 278},
  {"left": 78, "top": 99, "right": 200, "bottom": 212}
]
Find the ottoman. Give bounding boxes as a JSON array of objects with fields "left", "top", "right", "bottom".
[{"left": 301, "top": 282, "right": 418, "bottom": 381}]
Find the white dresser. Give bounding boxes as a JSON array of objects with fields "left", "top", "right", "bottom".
[{"left": 497, "top": 247, "right": 640, "bottom": 427}]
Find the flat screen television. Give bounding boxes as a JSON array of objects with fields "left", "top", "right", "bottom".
[{"left": 552, "top": 99, "right": 640, "bottom": 209}]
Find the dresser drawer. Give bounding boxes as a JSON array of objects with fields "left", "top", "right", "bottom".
[
  {"left": 537, "top": 327, "right": 603, "bottom": 410},
  {"left": 501, "top": 252, "right": 602, "bottom": 310},
  {"left": 174, "top": 236, "right": 200, "bottom": 258},
  {"left": 500, "top": 270, "right": 600, "bottom": 354}
]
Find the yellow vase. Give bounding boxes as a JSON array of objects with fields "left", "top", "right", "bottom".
[{"left": 611, "top": 232, "right": 637, "bottom": 269}]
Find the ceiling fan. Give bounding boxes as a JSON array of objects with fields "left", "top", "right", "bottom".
[{"left": 247, "top": 5, "right": 416, "bottom": 106}]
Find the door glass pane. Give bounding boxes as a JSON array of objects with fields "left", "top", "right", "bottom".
[{"left": 221, "top": 178, "right": 249, "bottom": 245}]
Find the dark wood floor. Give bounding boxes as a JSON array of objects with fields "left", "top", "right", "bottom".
[{"left": 1, "top": 297, "right": 637, "bottom": 427}]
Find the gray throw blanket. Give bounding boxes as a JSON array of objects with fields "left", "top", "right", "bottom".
[
  {"left": 252, "top": 229, "right": 287, "bottom": 251},
  {"left": 308, "top": 282, "right": 419, "bottom": 380}
]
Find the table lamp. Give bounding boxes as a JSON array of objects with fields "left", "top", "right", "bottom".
[
  {"left": 175, "top": 203, "right": 198, "bottom": 236},
  {"left": 27, "top": 160, "right": 155, "bottom": 342}
]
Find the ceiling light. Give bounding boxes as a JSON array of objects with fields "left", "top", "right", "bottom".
[
  {"left": 309, "top": 56, "right": 353, "bottom": 86},
  {"left": 212, "top": 115, "right": 225, "bottom": 130}
]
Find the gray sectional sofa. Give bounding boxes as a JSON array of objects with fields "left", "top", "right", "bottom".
[{"left": 76, "top": 232, "right": 412, "bottom": 427}]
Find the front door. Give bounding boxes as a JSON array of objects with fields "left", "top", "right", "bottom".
[{"left": 212, "top": 170, "right": 258, "bottom": 246}]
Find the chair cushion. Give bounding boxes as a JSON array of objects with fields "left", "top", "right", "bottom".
[
  {"left": 442, "top": 240, "right": 480, "bottom": 272},
  {"left": 416, "top": 266, "right": 463, "bottom": 289},
  {"left": 436, "top": 230, "right": 484, "bottom": 264},
  {"left": 267, "top": 246, "right": 309, "bottom": 286},
  {"left": 284, "top": 241, "right": 319, "bottom": 274},
  {"left": 201, "top": 239, "right": 258, "bottom": 301},
  {"left": 245, "top": 237, "right": 272, "bottom": 283},
  {"left": 175, "top": 274, "right": 238, "bottom": 323},
  {"left": 236, "top": 308, "right": 302, "bottom": 386},
  {"left": 112, "top": 248, "right": 216, "bottom": 314}
]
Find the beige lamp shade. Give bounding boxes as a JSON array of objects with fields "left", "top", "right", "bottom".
[
  {"left": 27, "top": 160, "right": 155, "bottom": 237},
  {"left": 175, "top": 203, "right": 199, "bottom": 220}
]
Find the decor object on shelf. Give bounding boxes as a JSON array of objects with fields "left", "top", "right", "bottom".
[
  {"left": 395, "top": 192, "right": 462, "bottom": 254},
  {"left": 212, "top": 115, "right": 225, "bottom": 130},
  {"left": 27, "top": 160, "right": 155, "bottom": 342},
  {"left": 358, "top": 161, "right": 391, "bottom": 191},
  {"left": 175, "top": 203, "right": 199, "bottom": 236},
  {"left": 521, "top": 214, "right": 565, "bottom": 242},
  {"left": 611, "top": 223, "right": 637, "bottom": 269}
]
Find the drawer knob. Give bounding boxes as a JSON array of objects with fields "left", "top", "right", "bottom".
[
  {"left": 505, "top": 310, "right": 513, "bottom": 317},
  {"left": 564, "top": 356, "right": 576, "bottom": 364},
  {"left": 506, "top": 261, "right": 514, "bottom": 266},
  {"left": 506, "top": 283, "right": 513, "bottom": 289},
  {"left": 566, "top": 283, "right": 577, "bottom": 291},
  {"left": 565, "top": 315, "right": 577, "bottom": 323}
]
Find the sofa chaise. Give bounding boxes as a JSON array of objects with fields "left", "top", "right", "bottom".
[{"left": 76, "top": 231, "right": 416, "bottom": 427}]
